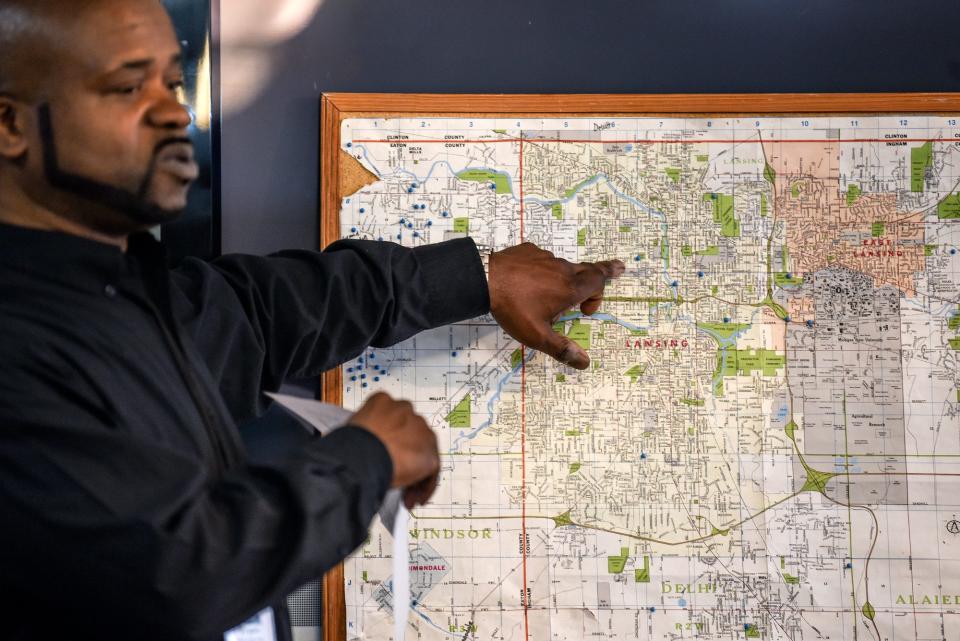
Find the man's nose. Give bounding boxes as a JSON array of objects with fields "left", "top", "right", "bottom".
[{"left": 146, "top": 95, "right": 192, "bottom": 130}]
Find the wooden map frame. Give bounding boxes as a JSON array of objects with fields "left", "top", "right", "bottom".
[{"left": 318, "top": 92, "right": 960, "bottom": 641}]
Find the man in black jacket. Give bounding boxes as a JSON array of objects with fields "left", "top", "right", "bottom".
[{"left": 0, "top": 1, "right": 624, "bottom": 639}]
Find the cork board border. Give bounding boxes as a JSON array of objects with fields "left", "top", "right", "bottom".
[{"left": 318, "top": 92, "right": 960, "bottom": 641}]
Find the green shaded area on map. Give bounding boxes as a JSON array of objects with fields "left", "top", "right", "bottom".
[
  {"left": 762, "top": 296, "right": 789, "bottom": 320},
  {"left": 938, "top": 193, "right": 960, "bottom": 219},
  {"left": 555, "top": 374, "right": 566, "bottom": 383},
  {"left": 511, "top": 348, "right": 523, "bottom": 369},
  {"left": 785, "top": 420, "right": 797, "bottom": 441},
  {"left": 456, "top": 169, "right": 511, "bottom": 194},
  {"left": 681, "top": 398, "right": 705, "bottom": 407},
  {"left": 774, "top": 272, "right": 803, "bottom": 288},
  {"left": 760, "top": 193, "right": 769, "bottom": 217},
  {"left": 948, "top": 337, "right": 960, "bottom": 350},
  {"left": 948, "top": 309, "right": 960, "bottom": 331},
  {"left": 445, "top": 395, "right": 471, "bottom": 428},
  {"left": 925, "top": 244, "right": 937, "bottom": 256},
  {"left": 624, "top": 365, "right": 646, "bottom": 383},
  {"left": 569, "top": 463, "right": 581, "bottom": 475},
  {"left": 846, "top": 184, "right": 861, "bottom": 206},
  {"left": 453, "top": 217, "right": 469, "bottom": 233},
  {"left": 745, "top": 624, "right": 761, "bottom": 638},
  {"left": 911, "top": 142, "right": 932, "bottom": 192},
  {"left": 577, "top": 228, "right": 587, "bottom": 246},
  {"left": 665, "top": 168, "right": 680, "bottom": 183},
  {"left": 551, "top": 203, "right": 563, "bottom": 220},
  {"left": 871, "top": 221, "right": 885, "bottom": 237},
  {"left": 716, "top": 349, "right": 786, "bottom": 377},
  {"left": 635, "top": 556, "right": 651, "bottom": 583},
  {"left": 862, "top": 601, "right": 876, "bottom": 621},
  {"left": 564, "top": 175, "right": 597, "bottom": 199},
  {"left": 681, "top": 245, "right": 692, "bottom": 257},
  {"left": 696, "top": 245, "right": 720, "bottom": 256},
  {"left": 552, "top": 509, "right": 573, "bottom": 527},
  {"left": 783, "top": 573, "right": 800, "bottom": 585},
  {"left": 791, "top": 182, "right": 801, "bottom": 198},
  {"left": 567, "top": 319, "right": 591, "bottom": 350},
  {"left": 607, "top": 547, "right": 630, "bottom": 574},
  {"left": 763, "top": 163, "right": 776, "bottom": 184},
  {"left": 704, "top": 193, "right": 740, "bottom": 237},
  {"left": 697, "top": 321, "right": 750, "bottom": 340},
  {"left": 800, "top": 458, "right": 837, "bottom": 494}
]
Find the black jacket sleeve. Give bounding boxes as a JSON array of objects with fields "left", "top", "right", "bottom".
[
  {"left": 170, "top": 238, "right": 489, "bottom": 423},
  {"left": 0, "top": 351, "right": 392, "bottom": 641}
]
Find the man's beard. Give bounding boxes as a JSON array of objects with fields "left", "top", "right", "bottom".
[{"left": 37, "top": 103, "right": 191, "bottom": 227}]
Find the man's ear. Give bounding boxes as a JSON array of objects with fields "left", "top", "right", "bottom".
[{"left": 0, "top": 96, "right": 28, "bottom": 161}]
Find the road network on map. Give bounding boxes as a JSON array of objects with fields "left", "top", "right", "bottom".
[{"left": 337, "top": 116, "right": 960, "bottom": 641}]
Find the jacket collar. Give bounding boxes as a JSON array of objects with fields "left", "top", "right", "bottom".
[{"left": 0, "top": 223, "right": 166, "bottom": 295}]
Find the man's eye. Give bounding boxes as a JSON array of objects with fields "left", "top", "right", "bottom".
[
  {"left": 112, "top": 84, "right": 142, "bottom": 95},
  {"left": 168, "top": 79, "right": 185, "bottom": 91}
]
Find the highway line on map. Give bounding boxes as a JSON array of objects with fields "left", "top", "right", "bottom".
[{"left": 518, "top": 133, "right": 531, "bottom": 641}]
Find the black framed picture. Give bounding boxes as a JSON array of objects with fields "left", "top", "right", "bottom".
[{"left": 161, "top": 0, "right": 220, "bottom": 263}]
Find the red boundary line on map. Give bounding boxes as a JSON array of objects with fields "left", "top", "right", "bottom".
[
  {"left": 353, "top": 137, "right": 960, "bottom": 145},
  {"left": 519, "top": 134, "right": 530, "bottom": 641}
]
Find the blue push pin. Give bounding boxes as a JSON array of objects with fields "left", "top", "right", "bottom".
[
  {"left": 452, "top": 351, "right": 458, "bottom": 357},
  {"left": 347, "top": 367, "right": 353, "bottom": 373},
  {"left": 671, "top": 280, "right": 679, "bottom": 288},
  {"left": 361, "top": 374, "right": 367, "bottom": 380},
  {"left": 640, "top": 452, "right": 647, "bottom": 460},
  {"left": 412, "top": 183, "right": 418, "bottom": 188},
  {"left": 362, "top": 382, "right": 368, "bottom": 388},
  {"left": 698, "top": 271, "right": 704, "bottom": 278},
  {"left": 378, "top": 236, "right": 383, "bottom": 241},
  {"left": 400, "top": 218, "right": 406, "bottom": 224},
  {"left": 350, "top": 375, "right": 357, "bottom": 382},
  {"left": 785, "top": 273, "right": 792, "bottom": 280},
  {"left": 359, "top": 208, "right": 365, "bottom": 214},
  {"left": 648, "top": 607, "right": 656, "bottom": 613},
  {"left": 723, "top": 317, "right": 730, "bottom": 323},
  {"left": 369, "top": 353, "right": 376, "bottom": 359},
  {"left": 346, "top": 142, "right": 352, "bottom": 148},
  {"left": 351, "top": 227, "right": 357, "bottom": 233},
  {"left": 374, "top": 376, "right": 380, "bottom": 382},
  {"left": 845, "top": 562, "right": 852, "bottom": 569},
  {"left": 413, "top": 232, "right": 419, "bottom": 238},
  {"left": 396, "top": 234, "right": 402, "bottom": 240},
  {"left": 744, "top": 625, "right": 751, "bottom": 631},
  {"left": 427, "top": 220, "right": 433, "bottom": 226},
  {"left": 442, "top": 211, "right": 450, "bottom": 217},
  {"left": 952, "top": 248, "right": 958, "bottom": 255},
  {"left": 634, "top": 255, "right": 642, "bottom": 262},
  {"left": 407, "top": 187, "right": 414, "bottom": 193},
  {"left": 806, "top": 320, "right": 814, "bottom": 328},
  {"left": 408, "top": 222, "right": 414, "bottom": 229},
  {"left": 784, "top": 316, "right": 791, "bottom": 323},
  {"left": 490, "top": 183, "right": 497, "bottom": 189}
]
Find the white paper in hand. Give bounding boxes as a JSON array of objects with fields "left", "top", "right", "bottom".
[
  {"left": 265, "top": 393, "right": 411, "bottom": 638},
  {"left": 392, "top": 504, "right": 411, "bottom": 641}
]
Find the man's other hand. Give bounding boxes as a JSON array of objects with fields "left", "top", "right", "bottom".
[
  {"left": 351, "top": 392, "right": 440, "bottom": 509},
  {"left": 489, "top": 243, "right": 625, "bottom": 370}
]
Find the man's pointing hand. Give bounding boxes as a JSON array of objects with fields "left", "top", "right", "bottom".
[{"left": 488, "top": 243, "right": 626, "bottom": 370}]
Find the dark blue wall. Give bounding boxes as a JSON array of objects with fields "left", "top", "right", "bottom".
[{"left": 220, "top": 0, "right": 960, "bottom": 254}]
